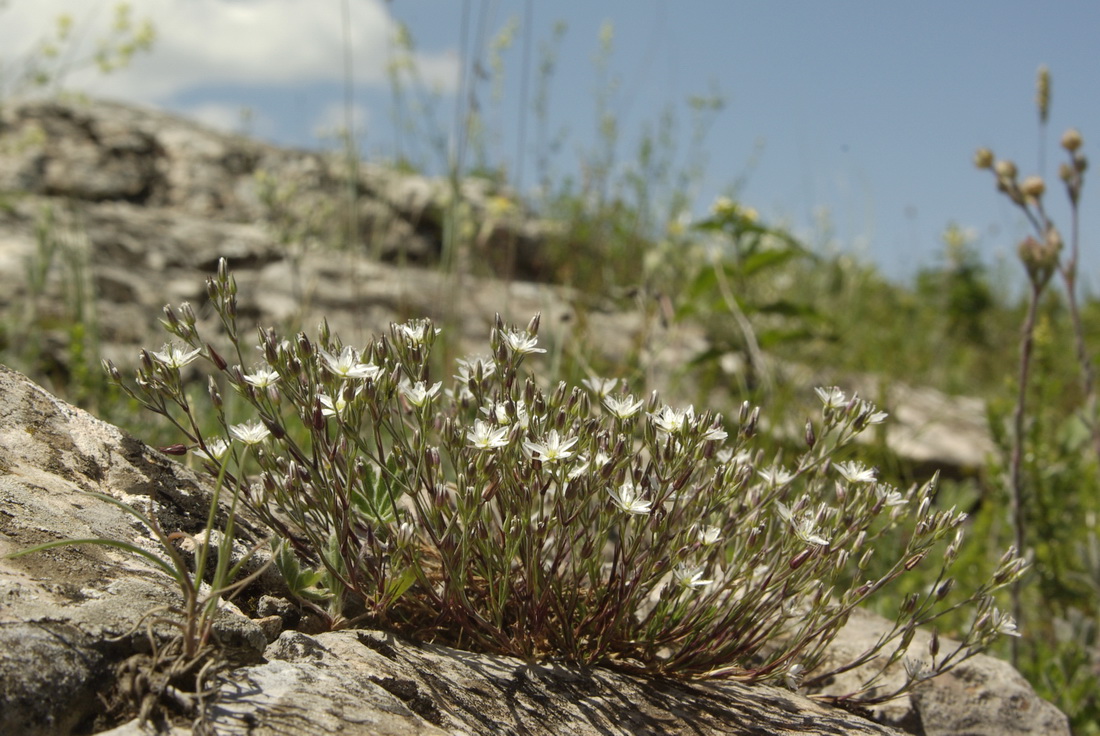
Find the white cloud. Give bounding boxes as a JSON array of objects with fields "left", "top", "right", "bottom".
[{"left": 0, "top": 0, "right": 460, "bottom": 104}]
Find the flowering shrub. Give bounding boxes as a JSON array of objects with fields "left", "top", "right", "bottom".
[{"left": 104, "top": 259, "right": 1025, "bottom": 702}]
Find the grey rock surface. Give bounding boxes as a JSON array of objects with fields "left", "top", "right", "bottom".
[{"left": 815, "top": 607, "right": 1071, "bottom": 736}]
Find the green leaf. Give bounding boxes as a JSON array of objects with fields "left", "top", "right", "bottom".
[{"left": 272, "top": 540, "right": 330, "bottom": 601}]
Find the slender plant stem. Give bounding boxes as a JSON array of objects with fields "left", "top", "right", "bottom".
[{"left": 1009, "top": 280, "right": 1042, "bottom": 666}]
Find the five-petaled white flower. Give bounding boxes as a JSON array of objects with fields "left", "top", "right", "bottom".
[
  {"left": 814, "top": 386, "right": 848, "bottom": 410},
  {"left": 397, "top": 319, "right": 440, "bottom": 345},
  {"left": 875, "top": 484, "right": 908, "bottom": 507},
  {"left": 793, "top": 518, "right": 830, "bottom": 547},
  {"left": 501, "top": 329, "right": 546, "bottom": 355},
  {"left": 650, "top": 404, "right": 696, "bottom": 435},
  {"left": 230, "top": 420, "right": 270, "bottom": 445},
  {"left": 199, "top": 436, "right": 230, "bottom": 461},
  {"left": 467, "top": 419, "right": 510, "bottom": 450},
  {"left": 990, "top": 608, "right": 1021, "bottom": 637},
  {"left": 151, "top": 343, "right": 202, "bottom": 369},
  {"left": 400, "top": 379, "right": 442, "bottom": 408},
  {"left": 320, "top": 346, "right": 380, "bottom": 381},
  {"left": 523, "top": 429, "right": 578, "bottom": 463},
  {"left": 607, "top": 480, "right": 653, "bottom": 514},
  {"left": 758, "top": 466, "right": 795, "bottom": 487},
  {"left": 857, "top": 400, "right": 889, "bottom": 426},
  {"left": 777, "top": 501, "right": 830, "bottom": 546},
  {"left": 454, "top": 355, "right": 495, "bottom": 384},
  {"left": 673, "top": 563, "right": 714, "bottom": 589},
  {"left": 696, "top": 524, "right": 722, "bottom": 546},
  {"left": 603, "top": 393, "right": 645, "bottom": 420},
  {"left": 582, "top": 376, "right": 618, "bottom": 398},
  {"left": 242, "top": 367, "right": 280, "bottom": 389},
  {"left": 835, "top": 461, "right": 876, "bottom": 484},
  {"left": 701, "top": 421, "right": 728, "bottom": 442},
  {"left": 319, "top": 393, "right": 349, "bottom": 417}
]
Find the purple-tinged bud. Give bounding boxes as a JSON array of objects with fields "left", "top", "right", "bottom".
[
  {"left": 207, "top": 343, "right": 227, "bottom": 371},
  {"left": 789, "top": 549, "right": 812, "bottom": 570}
]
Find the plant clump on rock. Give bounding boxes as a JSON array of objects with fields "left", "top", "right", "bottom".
[{"left": 92, "top": 258, "right": 1026, "bottom": 705}]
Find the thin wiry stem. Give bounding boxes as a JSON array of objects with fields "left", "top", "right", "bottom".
[{"left": 1009, "top": 279, "right": 1043, "bottom": 666}]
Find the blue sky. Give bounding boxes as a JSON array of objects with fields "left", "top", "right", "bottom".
[{"left": 5, "top": 0, "right": 1099, "bottom": 283}]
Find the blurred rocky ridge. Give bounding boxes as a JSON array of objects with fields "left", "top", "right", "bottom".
[{"left": 0, "top": 96, "right": 994, "bottom": 473}]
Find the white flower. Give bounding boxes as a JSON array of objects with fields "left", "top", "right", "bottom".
[
  {"left": 523, "top": 429, "right": 578, "bottom": 463},
  {"left": 320, "top": 346, "right": 380, "bottom": 381},
  {"left": 199, "top": 436, "right": 231, "bottom": 461},
  {"left": 857, "top": 399, "right": 888, "bottom": 425},
  {"left": 454, "top": 355, "right": 495, "bottom": 384},
  {"left": 697, "top": 525, "right": 722, "bottom": 546},
  {"left": 501, "top": 329, "right": 546, "bottom": 355},
  {"left": 603, "top": 393, "right": 644, "bottom": 420},
  {"left": 701, "top": 421, "right": 728, "bottom": 442},
  {"left": 835, "top": 461, "right": 876, "bottom": 484},
  {"left": 651, "top": 405, "right": 696, "bottom": 435},
  {"left": 608, "top": 481, "right": 652, "bottom": 514},
  {"left": 319, "top": 393, "right": 349, "bottom": 417},
  {"left": 483, "top": 402, "right": 530, "bottom": 430},
  {"left": 150, "top": 343, "right": 202, "bottom": 369},
  {"left": 903, "top": 658, "right": 931, "bottom": 682},
  {"left": 396, "top": 319, "right": 440, "bottom": 345},
  {"left": 991, "top": 608, "right": 1021, "bottom": 637},
  {"left": 815, "top": 386, "right": 847, "bottom": 410},
  {"left": 758, "top": 466, "right": 795, "bottom": 487},
  {"left": 875, "top": 484, "right": 908, "bottom": 507},
  {"left": 793, "top": 517, "right": 830, "bottom": 547},
  {"left": 467, "top": 419, "right": 510, "bottom": 450},
  {"left": 400, "top": 379, "right": 442, "bottom": 407},
  {"left": 777, "top": 501, "right": 829, "bottom": 546},
  {"left": 230, "top": 420, "right": 270, "bottom": 445},
  {"left": 673, "top": 563, "right": 714, "bottom": 589},
  {"left": 785, "top": 662, "right": 806, "bottom": 690},
  {"left": 242, "top": 367, "right": 280, "bottom": 389},
  {"left": 582, "top": 376, "right": 618, "bottom": 398}
]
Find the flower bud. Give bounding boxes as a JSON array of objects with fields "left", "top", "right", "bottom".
[
  {"left": 208, "top": 376, "right": 223, "bottom": 409},
  {"left": 1061, "top": 127, "right": 1082, "bottom": 152},
  {"left": 973, "top": 148, "right": 994, "bottom": 169},
  {"left": 1046, "top": 226, "right": 1064, "bottom": 256},
  {"left": 1020, "top": 175, "right": 1045, "bottom": 200},
  {"left": 206, "top": 343, "right": 226, "bottom": 371},
  {"left": 162, "top": 304, "right": 179, "bottom": 328},
  {"left": 994, "top": 159, "right": 1018, "bottom": 180},
  {"left": 1036, "top": 65, "right": 1050, "bottom": 124}
]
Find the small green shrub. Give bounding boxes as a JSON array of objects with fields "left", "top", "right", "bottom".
[{"left": 100, "top": 259, "right": 1023, "bottom": 702}]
